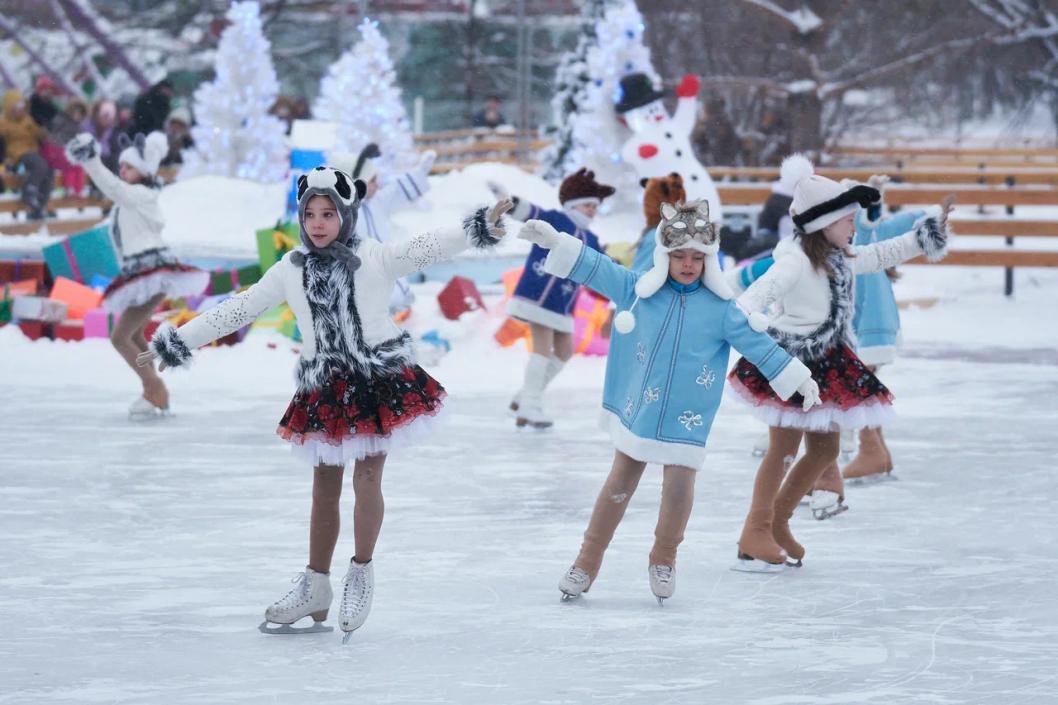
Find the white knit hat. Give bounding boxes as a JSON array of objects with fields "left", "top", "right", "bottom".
[
  {"left": 784, "top": 153, "right": 879, "bottom": 233},
  {"left": 613, "top": 199, "right": 733, "bottom": 334},
  {"left": 118, "top": 131, "right": 168, "bottom": 177}
]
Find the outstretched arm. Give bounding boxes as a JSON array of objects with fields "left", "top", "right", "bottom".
[
  {"left": 722, "top": 302, "right": 818, "bottom": 408},
  {"left": 671, "top": 74, "right": 700, "bottom": 134},
  {"left": 67, "top": 133, "right": 155, "bottom": 209},
  {"left": 521, "top": 219, "right": 637, "bottom": 307},
  {"left": 851, "top": 197, "right": 953, "bottom": 274}
]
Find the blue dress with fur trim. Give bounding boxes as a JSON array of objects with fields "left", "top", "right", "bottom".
[{"left": 508, "top": 204, "right": 603, "bottom": 333}]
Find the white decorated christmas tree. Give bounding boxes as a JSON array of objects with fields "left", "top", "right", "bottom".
[
  {"left": 314, "top": 18, "right": 415, "bottom": 173},
  {"left": 538, "top": 0, "right": 659, "bottom": 201},
  {"left": 181, "top": 1, "right": 288, "bottom": 183}
]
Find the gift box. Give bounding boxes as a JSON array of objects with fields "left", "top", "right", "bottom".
[
  {"left": 573, "top": 289, "right": 611, "bottom": 357},
  {"left": 83, "top": 308, "right": 116, "bottom": 338},
  {"left": 49, "top": 277, "right": 104, "bottom": 319},
  {"left": 42, "top": 225, "right": 120, "bottom": 284},
  {"left": 493, "top": 317, "right": 529, "bottom": 348},
  {"left": 502, "top": 267, "right": 523, "bottom": 298},
  {"left": 12, "top": 295, "right": 68, "bottom": 322},
  {"left": 88, "top": 273, "right": 113, "bottom": 291},
  {"left": 0, "top": 260, "right": 46, "bottom": 289},
  {"left": 0, "top": 298, "right": 10, "bottom": 325},
  {"left": 253, "top": 304, "right": 300, "bottom": 342},
  {"left": 18, "top": 320, "right": 54, "bottom": 341},
  {"left": 437, "top": 276, "right": 485, "bottom": 321},
  {"left": 55, "top": 319, "right": 85, "bottom": 342},
  {"left": 208, "top": 264, "right": 262, "bottom": 295},
  {"left": 256, "top": 222, "right": 300, "bottom": 273},
  {"left": 3, "top": 279, "right": 39, "bottom": 298}
]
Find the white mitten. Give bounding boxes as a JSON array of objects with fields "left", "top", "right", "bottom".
[
  {"left": 518, "top": 219, "right": 561, "bottom": 250},
  {"left": 419, "top": 149, "right": 437, "bottom": 172},
  {"left": 796, "top": 378, "right": 821, "bottom": 411},
  {"left": 65, "top": 132, "right": 99, "bottom": 164},
  {"left": 486, "top": 179, "right": 510, "bottom": 201},
  {"left": 867, "top": 174, "right": 890, "bottom": 191}
]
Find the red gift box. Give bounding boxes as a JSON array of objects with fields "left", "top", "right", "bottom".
[
  {"left": 0, "top": 260, "right": 46, "bottom": 289},
  {"left": 55, "top": 320, "right": 85, "bottom": 342},
  {"left": 18, "top": 320, "right": 55, "bottom": 341},
  {"left": 437, "top": 276, "right": 485, "bottom": 321}
]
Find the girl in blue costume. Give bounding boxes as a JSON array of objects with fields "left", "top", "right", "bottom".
[
  {"left": 518, "top": 199, "right": 820, "bottom": 604},
  {"left": 489, "top": 168, "right": 613, "bottom": 429}
]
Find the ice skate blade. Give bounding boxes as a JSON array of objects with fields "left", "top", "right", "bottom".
[
  {"left": 258, "top": 620, "right": 333, "bottom": 635},
  {"left": 812, "top": 502, "right": 849, "bottom": 521},
  {"left": 560, "top": 590, "right": 585, "bottom": 601},
  {"left": 515, "top": 419, "right": 553, "bottom": 431},
  {"left": 844, "top": 471, "right": 897, "bottom": 487},
  {"left": 751, "top": 448, "right": 766, "bottom": 458},
  {"left": 731, "top": 553, "right": 791, "bottom": 574},
  {"left": 341, "top": 630, "right": 355, "bottom": 645},
  {"left": 655, "top": 596, "right": 666, "bottom": 607},
  {"left": 129, "top": 408, "right": 171, "bottom": 422}
]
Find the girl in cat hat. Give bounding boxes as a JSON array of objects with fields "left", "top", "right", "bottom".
[
  {"left": 518, "top": 199, "right": 819, "bottom": 604},
  {"left": 727, "top": 154, "right": 952, "bottom": 572}
]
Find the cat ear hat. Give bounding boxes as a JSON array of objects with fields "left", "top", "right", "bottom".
[{"left": 615, "top": 199, "right": 733, "bottom": 334}]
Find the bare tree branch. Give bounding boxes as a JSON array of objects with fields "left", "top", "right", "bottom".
[
  {"left": 54, "top": 0, "right": 151, "bottom": 90},
  {"left": 737, "top": 0, "right": 823, "bottom": 34},
  {"left": 0, "top": 13, "right": 81, "bottom": 95}
]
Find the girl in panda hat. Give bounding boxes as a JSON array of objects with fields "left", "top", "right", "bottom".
[
  {"left": 488, "top": 167, "right": 613, "bottom": 430},
  {"left": 65, "top": 131, "right": 209, "bottom": 419},
  {"left": 727, "top": 154, "right": 953, "bottom": 572},
  {"left": 517, "top": 199, "right": 820, "bottom": 604},
  {"left": 137, "top": 166, "right": 511, "bottom": 640}
]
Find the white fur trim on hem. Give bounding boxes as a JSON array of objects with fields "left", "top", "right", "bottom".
[
  {"left": 286, "top": 405, "right": 450, "bottom": 466},
  {"left": 507, "top": 297, "right": 574, "bottom": 333},
  {"left": 768, "top": 358, "right": 812, "bottom": 401},
  {"left": 726, "top": 383, "right": 894, "bottom": 432},
  {"left": 542, "top": 235, "right": 583, "bottom": 279},
  {"left": 103, "top": 269, "right": 210, "bottom": 313},
  {"left": 856, "top": 344, "right": 897, "bottom": 366},
  {"left": 600, "top": 410, "right": 705, "bottom": 470}
]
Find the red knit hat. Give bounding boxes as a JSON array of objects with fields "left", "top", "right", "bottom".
[{"left": 559, "top": 168, "right": 616, "bottom": 206}]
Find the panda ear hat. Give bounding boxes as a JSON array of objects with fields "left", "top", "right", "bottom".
[{"left": 292, "top": 166, "right": 366, "bottom": 272}]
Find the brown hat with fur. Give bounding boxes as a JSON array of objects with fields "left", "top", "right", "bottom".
[
  {"left": 559, "top": 167, "right": 616, "bottom": 206},
  {"left": 641, "top": 172, "right": 686, "bottom": 229}
]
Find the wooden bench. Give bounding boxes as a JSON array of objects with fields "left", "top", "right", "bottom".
[
  {"left": 830, "top": 145, "right": 1058, "bottom": 163},
  {"left": 710, "top": 165, "right": 1058, "bottom": 186},
  {"left": 715, "top": 184, "right": 1058, "bottom": 208}
]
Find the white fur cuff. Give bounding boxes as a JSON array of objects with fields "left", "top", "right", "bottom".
[{"left": 542, "top": 234, "right": 584, "bottom": 278}]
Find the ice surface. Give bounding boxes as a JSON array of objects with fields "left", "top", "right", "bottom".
[{"left": 2, "top": 265, "right": 1057, "bottom": 703}]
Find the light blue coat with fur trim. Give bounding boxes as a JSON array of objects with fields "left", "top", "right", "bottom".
[{"left": 543, "top": 237, "right": 810, "bottom": 469}]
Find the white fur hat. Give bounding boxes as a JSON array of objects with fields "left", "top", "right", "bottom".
[
  {"left": 118, "top": 131, "right": 168, "bottom": 177},
  {"left": 613, "top": 200, "right": 733, "bottom": 334},
  {"left": 785, "top": 153, "right": 879, "bottom": 233}
]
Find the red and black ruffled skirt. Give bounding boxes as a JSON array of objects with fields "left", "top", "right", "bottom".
[
  {"left": 277, "top": 365, "right": 447, "bottom": 465},
  {"left": 728, "top": 344, "right": 894, "bottom": 432}
]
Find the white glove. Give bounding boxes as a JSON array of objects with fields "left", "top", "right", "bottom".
[
  {"left": 796, "top": 377, "right": 821, "bottom": 411},
  {"left": 867, "top": 174, "right": 890, "bottom": 191},
  {"left": 518, "top": 219, "right": 561, "bottom": 250},
  {"left": 65, "top": 132, "right": 99, "bottom": 164},
  {"left": 419, "top": 149, "right": 436, "bottom": 172},
  {"left": 486, "top": 179, "right": 510, "bottom": 201}
]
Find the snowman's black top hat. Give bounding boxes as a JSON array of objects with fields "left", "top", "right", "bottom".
[{"left": 614, "top": 72, "right": 667, "bottom": 114}]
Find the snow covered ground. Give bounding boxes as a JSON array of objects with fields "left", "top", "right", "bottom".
[{"left": 2, "top": 264, "right": 1057, "bottom": 704}]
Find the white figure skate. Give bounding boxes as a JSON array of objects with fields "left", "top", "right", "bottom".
[
  {"left": 339, "top": 559, "right": 374, "bottom": 644},
  {"left": 810, "top": 490, "right": 849, "bottom": 520},
  {"left": 648, "top": 565, "right": 675, "bottom": 606},
  {"left": 128, "top": 396, "right": 170, "bottom": 422},
  {"left": 515, "top": 398, "right": 554, "bottom": 431},
  {"left": 259, "top": 568, "right": 333, "bottom": 635},
  {"left": 731, "top": 551, "right": 800, "bottom": 573},
  {"left": 839, "top": 428, "right": 856, "bottom": 463},
  {"left": 558, "top": 565, "right": 591, "bottom": 600}
]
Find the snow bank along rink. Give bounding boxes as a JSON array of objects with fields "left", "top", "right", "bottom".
[{"left": 2, "top": 167, "right": 1058, "bottom": 704}]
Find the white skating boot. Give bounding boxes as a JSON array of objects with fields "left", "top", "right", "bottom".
[
  {"left": 810, "top": 490, "right": 848, "bottom": 521},
  {"left": 839, "top": 428, "right": 856, "bottom": 463},
  {"left": 128, "top": 396, "right": 169, "bottom": 422},
  {"left": 508, "top": 391, "right": 522, "bottom": 415},
  {"left": 648, "top": 565, "right": 675, "bottom": 606},
  {"left": 751, "top": 430, "right": 769, "bottom": 457},
  {"left": 515, "top": 354, "right": 554, "bottom": 430},
  {"left": 339, "top": 558, "right": 374, "bottom": 643},
  {"left": 558, "top": 565, "right": 591, "bottom": 600},
  {"left": 515, "top": 397, "right": 553, "bottom": 430},
  {"left": 259, "top": 568, "right": 334, "bottom": 634}
]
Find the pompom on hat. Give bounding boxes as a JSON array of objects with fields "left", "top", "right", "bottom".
[{"left": 784, "top": 153, "right": 880, "bottom": 233}]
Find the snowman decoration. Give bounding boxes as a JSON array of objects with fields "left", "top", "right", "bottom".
[{"left": 616, "top": 72, "right": 723, "bottom": 224}]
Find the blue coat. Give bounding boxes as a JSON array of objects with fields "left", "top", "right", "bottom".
[
  {"left": 509, "top": 204, "right": 603, "bottom": 332},
  {"left": 852, "top": 208, "right": 923, "bottom": 364},
  {"left": 559, "top": 243, "right": 807, "bottom": 469}
]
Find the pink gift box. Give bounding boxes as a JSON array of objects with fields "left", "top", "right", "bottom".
[{"left": 83, "top": 308, "right": 116, "bottom": 338}]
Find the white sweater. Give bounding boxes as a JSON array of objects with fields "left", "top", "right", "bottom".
[
  {"left": 83, "top": 156, "right": 166, "bottom": 258},
  {"left": 152, "top": 215, "right": 495, "bottom": 391}
]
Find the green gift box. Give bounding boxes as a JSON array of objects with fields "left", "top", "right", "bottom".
[{"left": 256, "top": 221, "right": 299, "bottom": 273}]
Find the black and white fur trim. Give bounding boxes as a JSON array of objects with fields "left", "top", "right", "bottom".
[
  {"left": 913, "top": 215, "right": 949, "bottom": 262},
  {"left": 151, "top": 323, "right": 193, "bottom": 368},
  {"left": 463, "top": 206, "right": 502, "bottom": 249},
  {"left": 296, "top": 252, "right": 415, "bottom": 392},
  {"left": 793, "top": 185, "right": 880, "bottom": 230},
  {"left": 767, "top": 248, "right": 856, "bottom": 361}
]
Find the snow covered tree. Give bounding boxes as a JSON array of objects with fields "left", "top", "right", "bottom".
[
  {"left": 314, "top": 17, "right": 416, "bottom": 173},
  {"left": 538, "top": 0, "right": 661, "bottom": 198},
  {"left": 181, "top": 1, "right": 288, "bottom": 183}
]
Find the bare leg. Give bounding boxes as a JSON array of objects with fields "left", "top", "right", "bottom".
[
  {"left": 574, "top": 450, "right": 647, "bottom": 582},
  {"left": 308, "top": 463, "right": 344, "bottom": 573},
  {"left": 352, "top": 454, "right": 386, "bottom": 563},
  {"left": 527, "top": 322, "right": 555, "bottom": 360},
  {"left": 111, "top": 293, "right": 168, "bottom": 407},
  {"left": 649, "top": 465, "right": 696, "bottom": 568},
  {"left": 737, "top": 426, "right": 803, "bottom": 563},
  {"left": 773, "top": 431, "right": 841, "bottom": 561}
]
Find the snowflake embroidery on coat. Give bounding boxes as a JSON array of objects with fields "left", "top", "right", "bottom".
[
  {"left": 624, "top": 397, "right": 634, "bottom": 418},
  {"left": 561, "top": 281, "right": 576, "bottom": 296},
  {"left": 643, "top": 387, "right": 660, "bottom": 404},
  {"left": 532, "top": 258, "right": 547, "bottom": 276},
  {"left": 695, "top": 365, "right": 717, "bottom": 389},
  {"left": 636, "top": 343, "right": 646, "bottom": 364},
  {"left": 677, "top": 410, "right": 703, "bottom": 431},
  {"left": 395, "top": 232, "right": 441, "bottom": 271}
]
